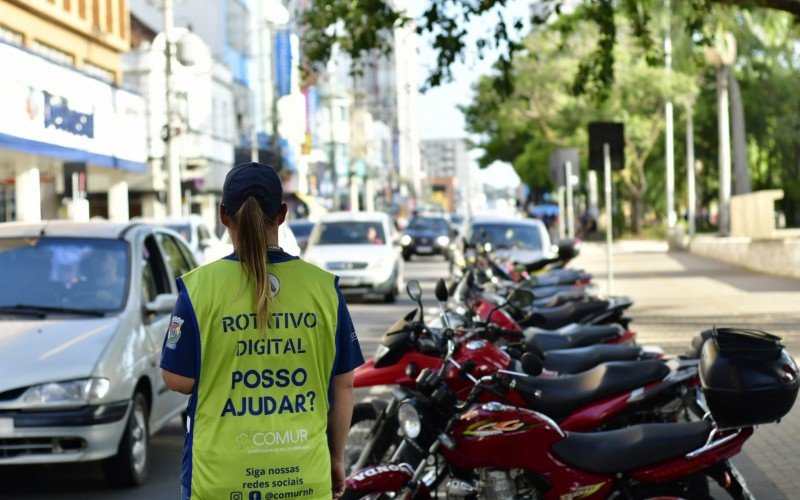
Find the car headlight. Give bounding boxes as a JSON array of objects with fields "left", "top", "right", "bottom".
[
  {"left": 21, "top": 378, "right": 111, "bottom": 408},
  {"left": 436, "top": 235, "right": 450, "bottom": 246},
  {"left": 401, "top": 234, "right": 413, "bottom": 246},
  {"left": 398, "top": 401, "right": 421, "bottom": 438}
]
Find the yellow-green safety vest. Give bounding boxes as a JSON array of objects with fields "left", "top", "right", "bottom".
[{"left": 181, "top": 257, "right": 338, "bottom": 500}]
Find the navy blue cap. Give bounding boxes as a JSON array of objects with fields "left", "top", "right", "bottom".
[{"left": 221, "top": 162, "right": 283, "bottom": 215}]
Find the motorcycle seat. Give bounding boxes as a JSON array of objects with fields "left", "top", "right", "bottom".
[
  {"left": 552, "top": 421, "right": 712, "bottom": 474},
  {"left": 525, "top": 324, "right": 623, "bottom": 352},
  {"left": 511, "top": 360, "right": 670, "bottom": 420},
  {"left": 523, "top": 301, "right": 610, "bottom": 329},
  {"left": 543, "top": 345, "right": 642, "bottom": 374}
]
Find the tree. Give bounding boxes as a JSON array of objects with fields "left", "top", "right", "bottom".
[
  {"left": 464, "top": 18, "right": 695, "bottom": 233},
  {"left": 301, "top": 0, "right": 800, "bottom": 98}
]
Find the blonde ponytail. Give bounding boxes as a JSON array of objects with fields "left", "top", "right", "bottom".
[{"left": 232, "top": 197, "right": 278, "bottom": 334}]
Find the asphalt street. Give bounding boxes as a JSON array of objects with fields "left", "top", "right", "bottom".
[{"left": 0, "top": 257, "right": 449, "bottom": 499}]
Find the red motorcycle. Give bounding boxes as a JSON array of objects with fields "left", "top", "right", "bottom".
[
  {"left": 345, "top": 327, "right": 799, "bottom": 499},
  {"left": 347, "top": 281, "right": 694, "bottom": 475}
]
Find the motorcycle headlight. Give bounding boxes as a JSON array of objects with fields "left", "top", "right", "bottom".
[
  {"left": 373, "top": 343, "right": 390, "bottom": 361},
  {"left": 398, "top": 401, "right": 421, "bottom": 438},
  {"left": 21, "top": 378, "right": 111, "bottom": 408},
  {"left": 436, "top": 235, "right": 450, "bottom": 247},
  {"left": 401, "top": 235, "right": 413, "bottom": 246}
]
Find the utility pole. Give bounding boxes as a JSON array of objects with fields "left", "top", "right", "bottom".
[
  {"left": 686, "top": 101, "right": 696, "bottom": 237},
  {"left": 163, "top": 0, "right": 182, "bottom": 217},
  {"left": 664, "top": 0, "right": 676, "bottom": 229},
  {"left": 327, "top": 90, "right": 339, "bottom": 210}
]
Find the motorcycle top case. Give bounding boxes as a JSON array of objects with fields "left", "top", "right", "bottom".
[{"left": 699, "top": 327, "right": 799, "bottom": 428}]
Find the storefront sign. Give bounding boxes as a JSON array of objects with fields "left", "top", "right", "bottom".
[{"left": 0, "top": 42, "right": 146, "bottom": 172}]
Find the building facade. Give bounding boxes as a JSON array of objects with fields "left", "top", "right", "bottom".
[{"left": 0, "top": 0, "right": 146, "bottom": 222}]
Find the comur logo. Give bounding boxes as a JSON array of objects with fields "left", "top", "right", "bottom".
[
  {"left": 237, "top": 429, "right": 309, "bottom": 449},
  {"left": 351, "top": 463, "right": 414, "bottom": 483}
]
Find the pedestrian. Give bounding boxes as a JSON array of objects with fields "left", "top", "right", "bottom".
[{"left": 160, "top": 162, "right": 364, "bottom": 500}]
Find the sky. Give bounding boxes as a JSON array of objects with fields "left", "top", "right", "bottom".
[{"left": 415, "top": 0, "right": 531, "bottom": 188}]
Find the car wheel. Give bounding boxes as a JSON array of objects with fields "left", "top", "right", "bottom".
[
  {"left": 103, "top": 391, "right": 149, "bottom": 487},
  {"left": 383, "top": 270, "right": 399, "bottom": 303}
]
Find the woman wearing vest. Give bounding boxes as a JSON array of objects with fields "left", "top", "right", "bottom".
[{"left": 160, "top": 162, "right": 364, "bottom": 500}]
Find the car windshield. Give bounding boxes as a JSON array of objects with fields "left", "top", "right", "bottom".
[
  {"left": 407, "top": 217, "right": 448, "bottom": 233},
  {"left": 289, "top": 222, "right": 313, "bottom": 238},
  {"left": 470, "top": 223, "right": 543, "bottom": 250},
  {"left": 313, "top": 221, "right": 386, "bottom": 245},
  {"left": 0, "top": 237, "right": 129, "bottom": 313},
  {"left": 166, "top": 224, "right": 191, "bottom": 242}
]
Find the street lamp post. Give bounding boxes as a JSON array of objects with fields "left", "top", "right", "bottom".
[
  {"left": 664, "top": 0, "right": 676, "bottom": 229},
  {"left": 163, "top": 0, "right": 182, "bottom": 217}
]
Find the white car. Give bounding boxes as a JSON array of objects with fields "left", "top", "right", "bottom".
[
  {"left": 218, "top": 222, "right": 302, "bottom": 257},
  {"left": 303, "top": 212, "right": 404, "bottom": 302},
  {"left": 0, "top": 221, "right": 195, "bottom": 486},
  {"left": 452, "top": 215, "right": 554, "bottom": 272},
  {"left": 136, "top": 215, "right": 224, "bottom": 264}
]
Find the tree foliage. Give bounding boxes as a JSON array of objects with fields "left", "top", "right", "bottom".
[
  {"left": 463, "top": 16, "right": 696, "bottom": 232},
  {"left": 300, "top": 0, "right": 800, "bottom": 97}
]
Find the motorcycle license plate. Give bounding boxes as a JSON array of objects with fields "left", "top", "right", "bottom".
[{"left": 417, "top": 245, "right": 433, "bottom": 253}]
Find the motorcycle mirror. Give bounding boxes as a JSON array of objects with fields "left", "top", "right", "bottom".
[
  {"left": 406, "top": 280, "right": 422, "bottom": 302},
  {"left": 435, "top": 278, "right": 449, "bottom": 302},
  {"left": 521, "top": 352, "right": 544, "bottom": 377},
  {"left": 508, "top": 288, "right": 535, "bottom": 310}
]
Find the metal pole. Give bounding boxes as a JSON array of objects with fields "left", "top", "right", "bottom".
[
  {"left": 557, "top": 186, "right": 566, "bottom": 240},
  {"left": 664, "top": 0, "right": 676, "bottom": 228},
  {"left": 686, "top": 102, "right": 696, "bottom": 237},
  {"left": 163, "top": 0, "right": 181, "bottom": 217},
  {"left": 604, "top": 144, "right": 614, "bottom": 295},
  {"left": 271, "top": 25, "right": 282, "bottom": 168},
  {"left": 565, "top": 161, "right": 574, "bottom": 238},
  {"left": 718, "top": 66, "right": 732, "bottom": 236},
  {"left": 327, "top": 91, "right": 339, "bottom": 210}
]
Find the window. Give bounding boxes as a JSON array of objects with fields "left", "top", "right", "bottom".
[
  {"left": 312, "top": 221, "right": 386, "bottom": 246},
  {"left": 143, "top": 235, "right": 171, "bottom": 320},
  {"left": 84, "top": 62, "right": 115, "bottom": 82},
  {"left": 198, "top": 224, "right": 211, "bottom": 242},
  {"left": 157, "top": 232, "right": 195, "bottom": 279},
  {"left": 0, "top": 25, "right": 23, "bottom": 46},
  {"left": 225, "top": 0, "right": 250, "bottom": 54},
  {"left": 31, "top": 40, "right": 74, "bottom": 66},
  {"left": 0, "top": 237, "right": 130, "bottom": 312}
]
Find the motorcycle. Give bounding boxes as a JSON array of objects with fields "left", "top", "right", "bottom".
[
  {"left": 345, "top": 327, "right": 799, "bottom": 499},
  {"left": 347, "top": 280, "right": 695, "bottom": 475}
]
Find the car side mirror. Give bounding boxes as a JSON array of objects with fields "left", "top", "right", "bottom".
[
  {"left": 199, "top": 238, "right": 214, "bottom": 250},
  {"left": 145, "top": 293, "right": 178, "bottom": 315}
]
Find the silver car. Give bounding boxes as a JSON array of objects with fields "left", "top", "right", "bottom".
[{"left": 0, "top": 221, "right": 195, "bottom": 486}]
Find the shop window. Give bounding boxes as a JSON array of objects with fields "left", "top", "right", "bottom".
[
  {"left": 31, "top": 40, "right": 74, "bottom": 66},
  {"left": 0, "top": 25, "right": 23, "bottom": 46}
]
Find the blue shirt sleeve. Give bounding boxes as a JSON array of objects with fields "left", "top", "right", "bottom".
[
  {"left": 333, "top": 280, "right": 365, "bottom": 375},
  {"left": 159, "top": 291, "right": 198, "bottom": 378}
]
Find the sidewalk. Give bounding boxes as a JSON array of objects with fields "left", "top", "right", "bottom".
[{"left": 578, "top": 242, "right": 800, "bottom": 498}]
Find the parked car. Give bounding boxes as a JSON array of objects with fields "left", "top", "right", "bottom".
[
  {"left": 400, "top": 215, "right": 454, "bottom": 261},
  {"left": 0, "top": 221, "right": 197, "bottom": 486},
  {"left": 288, "top": 219, "right": 314, "bottom": 253},
  {"left": 451, "top": 215, "right": 554, "bottom": 273},
  {"left": 218, "top": 221, "right": 301, "bottom": 257},
  {"left": 136, "top": 215, "right": 224, "bottom": 264},
  {"left": 303, "top": 212, "right": 404, "bottom": 302}
]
